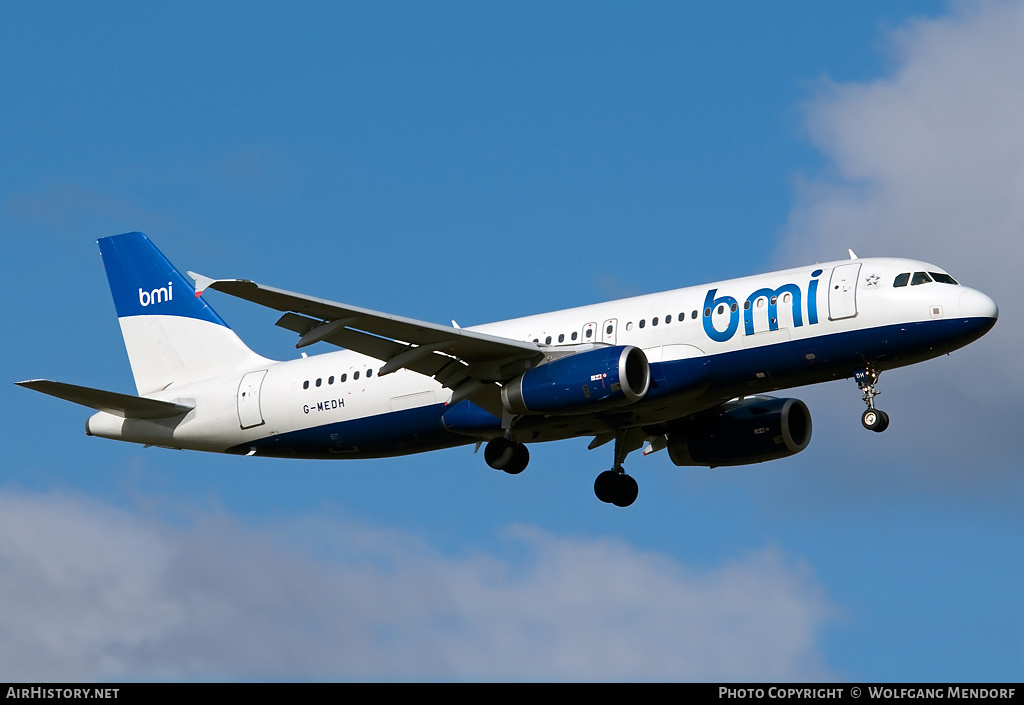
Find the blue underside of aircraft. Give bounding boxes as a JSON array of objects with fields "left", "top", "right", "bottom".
[{"left": 229, "top": 315, "right": 994, "bottom": 459}]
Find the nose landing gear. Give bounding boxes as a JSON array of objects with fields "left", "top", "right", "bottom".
[
  {"left": 856, "top": 367, "right": 889, "bottom": 433},
  {"left": 861, "top": 407, "right": 889, "bottom": 432}
]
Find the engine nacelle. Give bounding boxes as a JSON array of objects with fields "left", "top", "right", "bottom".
[
  {"left": 667, "top": 396, "right": 811, "bottom": 467},
  {"left": 502, "top": 345, "right": 650, "bottom": 415}
]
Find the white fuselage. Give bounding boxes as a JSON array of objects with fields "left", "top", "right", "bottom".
[{"left": 85, "top": 256, "right": 998, "bottom": 458}]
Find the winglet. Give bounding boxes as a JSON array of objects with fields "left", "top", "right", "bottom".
[
  {"left": 642, "top": 434, "right": 668, "bottom": 456},
  {"left": 187, "top": 271, "right": 219, "bottom": 297}
]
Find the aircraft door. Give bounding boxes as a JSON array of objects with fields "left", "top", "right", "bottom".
[
  {"left": 237, "top": 370, "right": 268, "bottom": 429},
  {"left": 582, "top": 322, "right": 597, "bottom": 343},
  {"left": 602, "top": 319, "right": 617, "bottom": 344},
  {"left": 828, "top": 263, "right": 862, "bottom": 320}
]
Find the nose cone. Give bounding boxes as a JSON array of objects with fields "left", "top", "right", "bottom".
[{"left": 960, "top": 288, "right": 999, "bottom": 320}]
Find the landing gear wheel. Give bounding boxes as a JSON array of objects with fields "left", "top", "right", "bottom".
[
  {"left": 594, "top": 470, "right": 619, "bottom": 504},
  {"left": 593, "top": 429, "right": 645, "bottom": 507},
  {"left": 855, "top": 366, "right": 890, "bottom": 433},
  {"left": 594, "top": 471, "right": 638, "bottom": 507},
  {"left": 504, "top": 443, "right": 530, "bottom": 474},
  {"left": 484, "top": 438, "right": 514, "bottom": 469},
  {"left": 612, "top": 474, "right": 639, "bottom": 508},
  {"left": 875, "top": 410, "right": 889, "bottom": 433},
  {"left": 861, "top": 408, "right": 890, "bottom": 433},
  {"left": 484, "top": 438, "right": 530, "bottom": 473}
]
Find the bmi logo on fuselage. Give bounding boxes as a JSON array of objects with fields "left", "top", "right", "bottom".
[
  {"left": 139, "top": 282, "right": 173, "bottom": 307},
  {"left": 702, "top": 269, "right": 823, "bottom": 343}
]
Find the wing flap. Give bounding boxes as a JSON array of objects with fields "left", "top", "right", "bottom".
[
  {"left": 275, "top": 312, "right": 324, "bottom": 336},
  {"left": 15, "top": 380, "right": 194, "bottom": 419},
  {"left": 189, "top": 273, "right": 545, "bottom": 388}
]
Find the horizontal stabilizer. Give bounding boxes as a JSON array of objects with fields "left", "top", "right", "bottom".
[{"left": 15, "top": 380, "right": 194, "bottom": 419}]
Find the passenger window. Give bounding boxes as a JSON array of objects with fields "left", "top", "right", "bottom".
[
  {"left": 929, "top": 272, "right": 959, "bottom": 285},
  {"left": 743, "top": 300, "right": 751, "bottom": 310},
  {"left": 329, "top": 376, "right": 334, "bottom": 385},
  {"left": 678, "top": 313, "right": 685, "bottom": 322},
  {"left": 691, "top": 310, "right": 698, "bottom": 319},
  {"left": 606, "top": 325, "right": 613, "bottom": 334},
  {"left": 354, "top": 371, "right": 360, "bottom": 380},
  {"left": 664, "top": 314, "right": 671, "bottom": 324},
  {"left": 626, "top": 322, "right": 633, "bottom": 331},
  {"left": 652, "top": 317, "right": 658, "bottom": 326},
  {"left": 585, "top": 328, "right": 593, "bottom": 338},
  {"left": 704, "top": 308, "right": 711, "bottom": 317},
  {"left": 545, "top": 336, "right": 552, "bottom": 345},
  {"left": 911, "top": 272, "right": 933, "bottom": 286},
  {"left": 639, "top": 319, "right": 645, "bottom": 329},
  {"left": 717, "top": 305, "right": 725, "bottom": 315},
  {"left": 316, "top": 378, "right": 322, "bottom": 387},
  {"left": 303, "top": 380, "right": 309, "bottom": 390},
  {"left": 367, "top": 369, "right": 373, "bottom": 377},
  {"left": 730, "top": 303, "right": 738, "bottom": 312},
  {"left": 558, "top": 333, "right": 565, "bottom": 343},
  {"left": 341, "top": 373, "right": 347, "bottom": 382},
  {"left": 893, "top": 273, "right": 910, "bottom": 287},
  {"left": 572, "top": 331, "right": 578, "bottom": 341}
]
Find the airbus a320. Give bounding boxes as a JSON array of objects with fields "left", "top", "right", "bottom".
[{"left": 17, "top": 232, "right": 998, "bottom": 507}]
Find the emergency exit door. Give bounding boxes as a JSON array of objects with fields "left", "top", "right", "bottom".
[{"left": 602, "top": 319, "right": 617, "bottom": 344}]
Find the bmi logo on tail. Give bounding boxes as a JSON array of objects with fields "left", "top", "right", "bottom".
[{"left": 138, "top": 282, "right": 173, "bottom": 307}]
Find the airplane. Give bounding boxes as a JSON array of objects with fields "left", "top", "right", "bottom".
[{"left": 17, "top": 232, "right": 998, "bottom": 507}]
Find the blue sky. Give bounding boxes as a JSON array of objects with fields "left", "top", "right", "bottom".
[{"left": 3, "top": 1, "right": 1021, "bottom": 681}]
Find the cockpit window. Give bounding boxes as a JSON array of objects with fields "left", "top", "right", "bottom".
[
  {"left": 911, "top": 271, "right": 933, "bottom": 286},
  {"left": 893, "top": 273, "right": 910, "bottom": 288},
  {"left": 929, "top": 272, "right": 959, "bottom": 285}
]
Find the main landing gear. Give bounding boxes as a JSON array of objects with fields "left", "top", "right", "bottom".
[
  {"left": 593, "top": 428, "right": 645, "bottom": 508},
  {"left": 484, "top": 437, "right": 530, "bottom": 474},
  {"left": 855, "top": 366, "right": 890, "bottom": 433},
  {"left": 483, "top": 428, "right": 644, "bottom": 508},
  {"left": 594, "top": 470, "right": 639, "bottom": 508}
]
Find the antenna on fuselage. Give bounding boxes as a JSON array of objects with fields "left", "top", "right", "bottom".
[{"left": 848, "top": 249, "right": 859, "bottom": 260}]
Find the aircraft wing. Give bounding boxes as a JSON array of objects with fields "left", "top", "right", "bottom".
[
  {"left": 15, "top": 380, "right": 195, "bottom": 419},
  {"left": 189, "top": 273, "right": 544, "bottom": 413}
]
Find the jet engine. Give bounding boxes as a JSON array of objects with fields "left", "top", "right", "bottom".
[
  {"left": 667, "top": 396, "right": 811, "bottom": 467},
  {"left": 501, "top": 345, "right": 650, "bottom": 415}
]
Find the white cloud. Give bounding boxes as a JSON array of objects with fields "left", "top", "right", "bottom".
[
  {"left": 0, "top": 492, "right": 834, "bottom": 681},
  {"left": 778, "top": 1, "right": 1024, "bottom": 481},
  {"left": 784, "top": 1, "right": 1023, "bottom": 377}
]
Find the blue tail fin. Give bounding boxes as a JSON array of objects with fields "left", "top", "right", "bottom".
[
  {"left": 98, "top": 232, "right": 270, "bottom": 394},
  {"left": 98, "top": 232, "right": 228, "bottom": 325}
]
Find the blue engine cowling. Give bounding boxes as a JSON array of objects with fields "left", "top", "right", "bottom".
[
  {"left": 501, "top": 345, "right": 650, "bottom": 415},
  {"left": 667, "top": 396, "right": 811, "bottom": 467}
]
